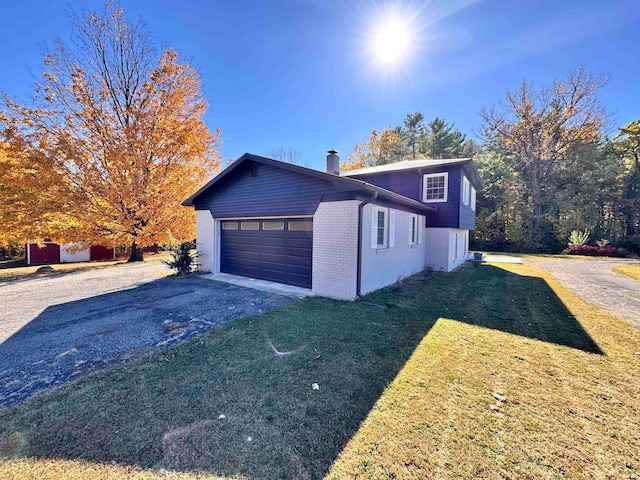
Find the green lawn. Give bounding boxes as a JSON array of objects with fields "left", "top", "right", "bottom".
[{"left": 1, "top": 263, "right": 639, "bottom": 479}]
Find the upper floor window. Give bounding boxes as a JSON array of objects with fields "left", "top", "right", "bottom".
[
  {"left": 423, "top": 172, "right": 448, "bottom": 203},
  {"left": 462, "top": 175, "right": 470, "bottom": 206}
]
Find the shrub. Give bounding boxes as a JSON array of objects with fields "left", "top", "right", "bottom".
[
  {"left": 164, "top": 241, "right": 198, "bottom": 275},
  {"left": 568, "top": 229, "right": 590, "bottom": 247},
  {"left": 0, "top": 244, "right": 25, "bottom": 261},
  {"left": 563, "top": 245, "right": 626, "bottom": 257},
  {"left": 613, "top": 235, "right": 640, "bottom": 256}
]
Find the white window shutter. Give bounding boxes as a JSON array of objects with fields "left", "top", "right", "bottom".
[
  {"left": 389, "top": 210, "right": 395, "bottom": 247},
  {"left": 408, "top": 216, "right": 413, "bottom": 244},
  {"left": 418, "top": 216, "right": 423, "bottom": 244},
  {"left": 371, "top": 207, "right": 378, "bottom": 249}
]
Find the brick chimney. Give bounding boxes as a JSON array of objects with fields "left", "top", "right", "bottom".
[{"left": 326, "top": 150, "right": 339, "bottom": 175}]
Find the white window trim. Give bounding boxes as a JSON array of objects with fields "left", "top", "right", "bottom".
[
  {"left": 422, "top": 172, "right": 449, "bottom": 203},
  {"left": 371, "top": 206, "right": 389, "bottom": 249},
  {"left": 471, "top": 187, "right": 476, "bottom": 211},
  {"left": 462, "top": 176, "right": 470, "bottom": 206}
]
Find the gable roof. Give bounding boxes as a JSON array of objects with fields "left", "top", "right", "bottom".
[
  {"left": 342, "top": 158, "right": 484, "bottom": 188},
  {"left": 182, "top": 153, "right": 437, "bottom": 213}
]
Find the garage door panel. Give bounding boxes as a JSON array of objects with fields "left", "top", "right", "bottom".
[
  {"left": 286, "top": 238, "right": 312, "bottom": 248},
  {"left": 220, "top": 218, "right": 312, "bottom": 288}
]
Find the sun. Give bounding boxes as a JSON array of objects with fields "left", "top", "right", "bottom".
[{"left": 372, "top": 17, "right": 412, "bottom": 66}]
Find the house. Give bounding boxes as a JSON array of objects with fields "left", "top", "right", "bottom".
[
  {"left": 25, "top": 240, "right": 115, "bottom": 265},
  {"left": 182, "top": 152, "right": 482, "bottom": 300}
]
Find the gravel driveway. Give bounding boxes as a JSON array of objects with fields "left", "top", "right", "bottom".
[
  {"left": 0, "top": 262, "right": 291, "bottom": 409},
  {"left": 529, "top": 258, "right": 640, "bottom": 329}
]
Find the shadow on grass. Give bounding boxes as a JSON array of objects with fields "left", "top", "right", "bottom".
[{"left": 0, "top": 264, "right": 602, "bottom": 479}]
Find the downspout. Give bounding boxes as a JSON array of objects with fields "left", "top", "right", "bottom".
[{"left": 356, "top": 191, "right": 378, "bottom": 298}]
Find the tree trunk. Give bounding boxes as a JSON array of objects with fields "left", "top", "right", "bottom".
[
  {"left": 128, "top": 241, "right": 144, "bottom": 262},
  {"left": 530, "top": 173, "right": 542, "bottom": 244}
]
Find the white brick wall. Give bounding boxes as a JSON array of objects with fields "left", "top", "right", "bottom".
[
  {"left": 312, "top": 200, "right": 359, "bottom": 300},
  {"left": 196, "top": 209, "right": 215, "bottom": 273},
  {"left": 360, "top": 205, "right": 427, "bottom": 295}
]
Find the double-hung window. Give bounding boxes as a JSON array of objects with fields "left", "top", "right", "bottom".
[
  {"left": 423, "top": 172, "right": 448, "bottom": 203},
  {"left": 373, "top": 206, "right": 388, "bottom": 248},
  {"left": 372, "top": 206, "right": 395, "bottom": 249}
]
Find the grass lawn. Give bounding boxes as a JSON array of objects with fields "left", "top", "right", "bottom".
[
  {"left": 612, "top": 264, "right": 640, "bottom": 281},
  {"left": 1, "top": 263, "right": 639, "bottom": 479}
]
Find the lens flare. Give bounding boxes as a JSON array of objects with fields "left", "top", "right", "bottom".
[{"left": 373, "top": 17, "right": 412, "bottom": 66}]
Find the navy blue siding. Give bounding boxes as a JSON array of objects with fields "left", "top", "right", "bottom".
[
  {"left": 350, "top": 166, "right": 467, "bottom": 228},
  {"left": 194, "top": 161, "right": 337, "bottom": 217},
  {"left": 459, "top": 178, "right": 476, "bottom": 230}
]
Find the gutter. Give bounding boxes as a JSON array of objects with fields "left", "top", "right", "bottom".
[{"left": 356, "top": 191, "right": 378, "bottom": 298}]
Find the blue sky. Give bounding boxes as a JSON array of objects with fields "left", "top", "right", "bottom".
[{"left": 1, "top": 0, "right": 638, "bottom": 171}]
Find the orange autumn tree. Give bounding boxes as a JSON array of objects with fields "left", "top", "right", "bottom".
[
  {"left": 340, "top": 128, "right": 405, "bottom": 172},
  {"left": 0, "top": 133, "right": 74, "bottom": 245},
  {"left": 2, "top": 2, "right": 221, "bottom": 261}
]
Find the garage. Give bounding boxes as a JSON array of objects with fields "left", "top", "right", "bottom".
[{"left": 220, "top": 218, "right": 313, "bottom": 288}]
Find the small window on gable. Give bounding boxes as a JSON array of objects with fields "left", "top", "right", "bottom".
[
  {"left": 409, "top": 214, "right": 418, "bottom": 245},
  {"left": 462, "top": 176, "right": 470, "bottom": 206},
  {"left": 371, "top": 206, "right": 389, "bottom": 249},
  {"left": 423, "top": 172, "right": 448, "bottom": 203}
]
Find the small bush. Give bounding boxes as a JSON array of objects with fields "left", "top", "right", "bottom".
[
  {"left": 563, "top": 245, "right": 626, "bottom": 257},
  {"left": 568, "top": 229, "right": 590, "bottom": 247},
  {"left": 164, "top": 241, "right": 198, "bottom": 275},
  {"left": 0, "top": 243, "right": 25, "bottom": 261}
]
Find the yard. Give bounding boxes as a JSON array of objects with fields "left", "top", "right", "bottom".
[
  {"left": 613, "top": 264, "right": 640, "bottom": 281},
  {"left": 0, "top": 262, "right": 639, "bottom": 479}
]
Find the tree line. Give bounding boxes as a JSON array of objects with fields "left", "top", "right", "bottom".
[
  {"left": 342, "top": 67, "right": 640, "bottom": 254},
  {"left": 0, "top": 3, "right": 220, "bottom": 261}
]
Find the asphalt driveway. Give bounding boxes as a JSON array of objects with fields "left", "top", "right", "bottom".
[
  {"left": 0, "top": 262, "right": 291, "bottom": 409},
  {"left": 529, "top": 257, "right": 640, "bottom": 330}
]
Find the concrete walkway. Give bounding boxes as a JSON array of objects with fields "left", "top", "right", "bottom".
[
  {"left": 202, "top": 272, "right": 314, "bottom": 298},
  {"left": 528, "top": 258, "right": 640, "bottom": 329},
  {"left": 482, "top": 255, "right": 523, "bottom": 264}
]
